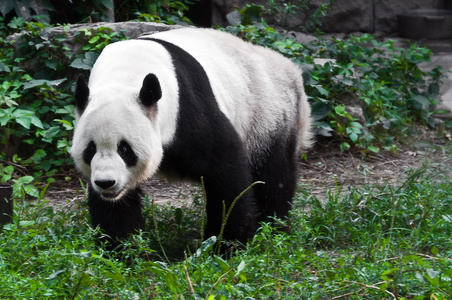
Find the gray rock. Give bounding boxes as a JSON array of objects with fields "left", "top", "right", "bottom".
[
  {"left": 8, "top": 22, "right": 186, "bottom": 54},
  {"left": 286, "top": 31, "right": 318, "bottom": 44},
  {"left": 374, "top": 0, "right": 441, "bottom": 33},
  {"left": 320, "top": 0, "right": 374, "bottom": 33}
]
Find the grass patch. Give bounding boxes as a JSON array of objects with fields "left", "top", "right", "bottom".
[{"left": 1, "top": 166, "right": 451, "bottom": 299}]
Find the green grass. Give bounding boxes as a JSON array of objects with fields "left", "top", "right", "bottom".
[{"left": 1, "top": 165, "right": 451, "bottom": 299}]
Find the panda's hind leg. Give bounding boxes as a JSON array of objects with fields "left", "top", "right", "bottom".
[{"left": 252, "top": 135, "right": 298, "bottom": 226}]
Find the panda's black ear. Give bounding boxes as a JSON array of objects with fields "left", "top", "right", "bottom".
[
  {"left": 75, "top": 74, "right": 90, "bottom": 115},
  {"left": 139, "top": 73, "right": 162, "bottom": 108}
]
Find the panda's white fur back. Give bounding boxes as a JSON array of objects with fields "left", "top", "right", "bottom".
[{"left": 144, "top": 28, "right": 312, "bottom": 156}]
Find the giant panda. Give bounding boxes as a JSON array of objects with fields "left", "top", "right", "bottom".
[{"left": 71, "top": 27, "right": 312, "bottom": 251}]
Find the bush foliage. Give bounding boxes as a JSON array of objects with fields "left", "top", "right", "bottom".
[
  {"left": 223, "top": 4, "right": 445, "bottom": 153},
  {"left": 0, "top": 0, "right": 196, "bottom": 24},
  {"left": 0, "top": 17, "right": 128, "bottom": 192}
]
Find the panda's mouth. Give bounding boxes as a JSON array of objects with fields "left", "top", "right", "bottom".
[
  {"left": 100, "top": 189, "right": 125, "bottom": 201},
  {"left": 101, "top": 192, "right": 118, "bottom": 200}
]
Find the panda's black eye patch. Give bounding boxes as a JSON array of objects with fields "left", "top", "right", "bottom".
[
  {"left": 83, "top": 141, "right": 96, "bottom": 165},
  {"left": 118, "top": 140, "right": 138, "bottom": 167}
]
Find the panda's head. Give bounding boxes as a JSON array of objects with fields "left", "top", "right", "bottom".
[{"left": 71, "top": 74, "right": 163, "bottom": 200}]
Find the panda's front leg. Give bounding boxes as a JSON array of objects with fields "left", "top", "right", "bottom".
[
  {"left": 87, "top": 184, "right": 145, "bottom": 251},
  {"left": 201, "top": 162, "right": 259, "bottom": 246}
]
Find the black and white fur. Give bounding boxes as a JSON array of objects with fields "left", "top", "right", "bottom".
[{"left": 71, "top": 28, "right": 312, "bottom": 250}]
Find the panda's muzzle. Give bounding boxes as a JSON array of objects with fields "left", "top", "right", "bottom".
[
  {"left": 95, "top": 180, "right": 116, "bottom": 190},
  {"left": 94, "top": 180, "right": 122, "bottom": 200}
]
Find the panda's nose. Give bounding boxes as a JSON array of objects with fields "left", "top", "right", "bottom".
[{"left": 94, "top": 180, "right": 116, "bottom": 189}]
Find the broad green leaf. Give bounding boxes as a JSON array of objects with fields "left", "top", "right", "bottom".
[
  {"left": 235, "top": 260, "right": 246, "bottom": 276},
  {"left": 2, "top": 80, "right": 12, "bottom": 91},
  {"left": 17, "top": 176, "right": 34, "bottom": 184},
  {"left": 70, "top": 52, "right": 99, "bottom": 70},
  {"left": 317, "top": 86, "right": 329, "bottom": 97},
  {"left": 214, "top": 255, "right": 231, "bottom": 273},
  {"left": 349, "top": 121, "right": 363, "bottom": 129},
  {"left": 430, "top": 245, "right": 439, "bottom": 255},
  {"left": 334, "top": 105, "right": 346, "bottom": 116},
  {"left": 22, "top": 139, "right": 35, "bottom": 145},
  {"left": 0, "top": 116, "right": 11, "bottom": 126},
  {"left": 89, "top": 35, "right": 100, "bottom": 44},
  {"left": 349, "top": 132, "right": 358, "bottom": 142},
  {"left": 194, "top": 236, "right": 216, "bottom": 258},
  {"left": 313, "top": 120, "right": 333, "bottom": 137},
  {"left": 340, "top": 142, "right": 350, "bottom": 152},
  {"left": 22, "top": 78, "right": 65, "bottom": 90},
  {"left": 30, "top": 115, "right": 44, "bottom": 129},
  {"left": 367, "top": 145, "right": 379, "bottom": 153},
  {"left": 44, "top": 126, "right": 61, "bottom": 139},
  {"left": 12, "top": 108, "right": 33, "bottom": 117},
  {"left": 0, "top": 62, "right": 11, "bottom": 72},
  {"left": 55, "top": 119, "right": 73, "bottom": 130},
  {"left": 57, "top": 139, "right": 70, "bottom": 149},
  {"left": 311, "top": 101, "right": 332, "bottom": 121},
  {"left": 4, "top": 165, "right": 14, "bottom": 174},
  {"left": 16, "top": 117, "right": 32, "bottom": 129},
  {"left": 19, "top": 220, "right": 36, "bottom": 227}
]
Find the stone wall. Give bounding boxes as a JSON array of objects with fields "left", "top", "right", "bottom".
[
  {"left": 319, "top": 0, "right": 443, "bottom": 33},
  {"left": 211, "top": 0, "right": 445, "bottom": 34},
  {"left": 374, "top": 0, "right": 442, "bottom": 33}
]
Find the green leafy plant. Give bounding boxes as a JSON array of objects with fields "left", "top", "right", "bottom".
[
  {"left": 304, "top": 35, "right": 444, "bottom": 152},
  {"left": 222, "top": 6, "right": 445, "bottom": 154},
  {"left": 134, "top": 0, "right": 198, "bottom": 25},
  {"left": 0, "top": 163, "right": 42, "bottom": 201},
  {"left": 0, "top": 164, "right": 14, "bottom": 183},
  {"left": 265, "top": 0, "right": 335, "bottom": 32},
  {"left": 1, "top": 19, "right": 72, "bottom": 177},
  {"left": 0, "top": 0, "right": 53, "bottom": 22},
  {"left": 226, "top": 1, "right": 334, "bottom": 33},
  {"left": 0, "top": 0, "right": 200, "bottom": 193},
  {"left": 0, "top": 18, "right": 129, "bottom": 187}
]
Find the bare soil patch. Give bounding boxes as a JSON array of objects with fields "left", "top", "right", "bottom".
[{"left": 45, "top": 133, "right": 452, "bottom": 210}]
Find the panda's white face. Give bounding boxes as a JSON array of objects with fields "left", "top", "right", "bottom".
[
  {"left": 71, "top": 39, "right": 181, "bottom": 201},
  {"left": 71, "top": 80, "right": 164, "bottom": 201}
]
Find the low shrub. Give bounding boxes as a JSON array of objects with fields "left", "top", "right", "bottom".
[
  {"left": 222, "top": 4, "right": 445, "bottom": 154},
  {"left": 0, "top": 17, "right": 128, "bottom": 184}
]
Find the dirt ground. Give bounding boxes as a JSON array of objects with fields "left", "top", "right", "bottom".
[{"left": 45, "top": 129, "right": 452, "bottom": 210}]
